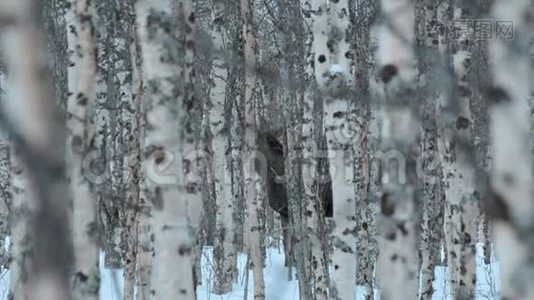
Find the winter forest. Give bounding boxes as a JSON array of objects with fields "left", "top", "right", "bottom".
[{"left": 0, "top": 0, "right": 533, "bottom": 299}]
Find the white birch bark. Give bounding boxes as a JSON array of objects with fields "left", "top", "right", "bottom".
[
  {"left": 8, "top": 144, "right": 33, "bottom": 300},
  {"left": 488, "top": 0, "right": 534, "bottom": 298},
  {"left": 181, "top": 0, "right": 203, "bottom": 290},
  {"left": 437, "top": 8, "right": 478, "bottom": 294},
  {"left": 417, "top": 3, "right": 445, "bottom": 298},
  {"left": 299, "top": 2, "right": 329, "bottom": 299},
  {"left": 210, "top": 0, "right": 238, "bottom": 293},
  {"left": 376, "top": 0, "right": 419, "bottom": 299},
  {"left": 323, "top": 0, "right": 358, "bottom": 298},
  {"left": 65, "top": 0, "right": 100, "bottom": 298},
  {"left": 136, "top": 172, "right": 153, "bottom": 300},
  {"left": 136, "top": 0, "right": 196, "bottom": 298},
  {"left": 1, "top": 1, "right": 72, "bottom": 298},
  {"left": 241, "top": 0, "right": 265, "bottom": 298}
]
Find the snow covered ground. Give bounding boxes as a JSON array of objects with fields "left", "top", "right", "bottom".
[
  {"left": 0, "top": 244, "right": 500, "bottom": 299},
  {"left": 195, "top": 243, "right": 499, "bottom": 300}
]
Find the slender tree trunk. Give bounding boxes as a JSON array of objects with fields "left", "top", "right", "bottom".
[
  {"left": 416, "top": 1, "right": 446, "bottom": 298},
  {"left": 231, "top": 100, "right": 246, "bottom": 253},
  {"left": 8, "top": 144, "right": 33, "bottom": 300},
  {"left": 41, "top": 0, "right": 69, "bottom": 113},
  {"left": 487, "top": 0, "right": 534, "bottom": 298},
  {"left": 352, "top": 2, "right": 378, "bottom": 297},
  {"left": 136, "top": 175, "right": 152, "bottom": 300},
  {"left": 438, "top": 5, "right": 478, "bottom": 296},
  {"left": 210, "top": 0, "right": 238, "bottom": 293},
  {"left": 181, "top": 0, "right": 203, "bottom": 291},
  {"left": 241, "top": 0, "right": 265, "bottom": 298},
  {"left": 320, "top": 0, "right": 358, "bottom": 298},
  {"left": 299, "top": 2, "right": 329, "bottom": 299},
  {"left": 135, "top": 0, "right": 196, "bottom": 298},
  {"left": 109, "top": 0, "right": 136, "bottom": 274},
  {"left": 134, "top": 55, "right": 151, "bottom": 299},
  {"left": 65, "top": 0, "right": 100, "bottom": 298},
  {"left": 1, "top": 1, "right": 73, "bottom": 299},
  {"left": 0, "top": 99, "right": 11, "bottom": 270},
  {"left": 123, "top": 15, "right": 143, "bottom": 300},
  {"left": 375, "top": 0, "right": 419, "bottom": 299},
  {"left": 91, "top": 0, "right": 113, "bottom": 268}
]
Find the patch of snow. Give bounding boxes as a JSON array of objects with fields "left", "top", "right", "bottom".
[
  {"left": 100, "top": 251, "right": 124, "bottom": 300},
  {"left": 0, "top": 243, "right": 502, "bottom": 300}
]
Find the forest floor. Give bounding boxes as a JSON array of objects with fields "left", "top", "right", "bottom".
[{"left": 0, "top": 244, "right": 500, "bottom": 299}]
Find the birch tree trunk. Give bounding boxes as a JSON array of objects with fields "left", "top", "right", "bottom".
[
  {"left": 111, "top": 0, "right": 136, "bottom": 273},
  {"left": 210, "top": 0, "right": 238, "bottom": 293},
  {"left": 136, "top": 168, "right": 152, "bottom": 300},
  {"left": 416, "top": 1, "right": 446, "bottom": 298},
  {"left": 91, "top": 1, "right": 113, "bottom": 266},
  {"left": 137, "top": 0, "right": 201, "bottom": 299},
  {"left": 467, "top": 4, "right": 493, "bottom": 269},
  {"left": 8, "top": 144, "right": 33, "bottom": 300},
  {"left": 417, "top": 4, "right": 446, "bottom": 296},
  {"left": 123, "top": 14, "right": 143, "bottom": 300},
  {"left": 352, "top": 2, "right": 378, "bottom": 297},
  {"left": 376, "top": 0, "right": 419, "bottom": 298},
  {"left": 488, "top": 0, "right": 534, "bottom": 298},
  {"left": 231, "top": 100, "right": 245, "bottom": 253},
  {"left": 65, "top": 0, "right": 100, "bottom": 298},
  {"left": 136, "top": 0, "right": 196, "bottom": 298},
  {"left": 241, "top": 0, "right": 265, "bottom": 298},
  {"left": 134, "top": 41, "right": 151, "bottom": 300},
  {"left": 437, "top": 4, "right": 478, "bottom": 297},
  {"left": 0, "top": 69, "right": 10, "bottom": 269},
  {"left": 0, "top": 132, "right": 9, "bottom": 270},
  {"left": 322, "top": 0, "right": 358, "bottom": 298},
  {"left": 299, "top": 1, "right": 329, "bottom": 299},
  {"left": 180, "top": 0, "right": 203, "bottom": 290},
  {"left": 1, "top": 1, "right": 73, "bottom": 298}
]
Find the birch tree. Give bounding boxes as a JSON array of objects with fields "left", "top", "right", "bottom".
[
  {"left": 109, "top": 0, "right": 137, "bottom": 274},
  {"left": 210, "top": 0, "right": 238, "bottom": 294},
  {"left": 136, "top": 162, "right": 153, "bottom": 300},
  {"left": 65, "top": 0, "right": 100, "bottom": 298},
  {"left": 123, "top": 12, "right": 143, "bottom": 300},
  {"left": 8, "top": 143, "right": 33, "bottom": 300},
  {"left": 181, "top": 0, "right": 203, "bottom": 290},
  {"left": 133, "top": 32, "right": 151, "bottom": 300},
  {"left": 300, "top": 1, "right": 330, "bottom": 298},
  {"left": 136, "top": 0, "right": 201, "bottom": 298},
  {"left": 0, "top": 70, "right": 11, "bottom": 271},
  {"left": 487, "top": 0, "right": 534, "bottom": 298},
  {"left": 416, "top": 2, "right": 446, "bottom": 297},
  {"left": 321, "top": 0, "right": 358, "bottom": 298},
  {"left": 435, "top": 4, "right": 479, "bottom": 297},
  {"left": 0, "top": 0, "right": 73, "bottom": 298},
  {"left": 240, "top": 0, "right": 266, "bottom": 298},
  {"left": 376, "top": 0, "right": 419, "bottom": 298},
  {"left": 352, "top": 1, "right": 378, "bottom": 297}
]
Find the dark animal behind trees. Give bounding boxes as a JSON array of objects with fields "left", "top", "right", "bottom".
[
  {"left": 257, "top": 128, "right": 333, "bottom": 266},
  {"left": 257, "top": 128, "right": 333, "bottom": 220}
]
